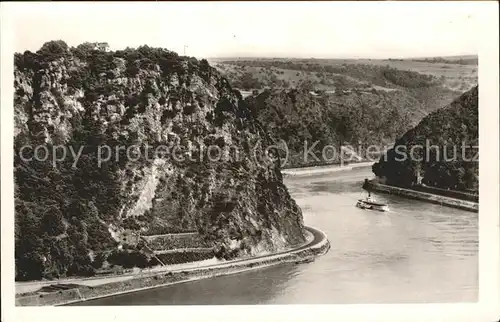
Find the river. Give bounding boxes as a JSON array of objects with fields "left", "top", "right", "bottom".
[{"left": 73, "top": 167, "right": 478, "bottom": 305}]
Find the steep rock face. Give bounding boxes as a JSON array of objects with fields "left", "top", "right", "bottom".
[
  {"left": 372, "top": 86, "right": 478, "bottom": 191},
  {"left": 14, "top": 41, "right": 305, "bottom": 280}
]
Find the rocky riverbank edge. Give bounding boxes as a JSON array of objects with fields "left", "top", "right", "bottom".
[
  {"left": 16, "top": 227, "right": 330, "bottom": 306},
  {"left": 363, "top": 180, "right": 478, "bottom": 213},
  {"left": 281, "top": 161, "right": 374, "bottom": 176}
]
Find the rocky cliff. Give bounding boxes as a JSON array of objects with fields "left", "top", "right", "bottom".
[
  {"left": 372, "top": 86, "right": 478, "bottom": 191},
  {"left": 14, "top": 41, "right": 305, "bottom": 280}
]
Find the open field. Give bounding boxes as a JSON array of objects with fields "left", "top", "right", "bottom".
[
  {"left": 345, "top": 58, "right": 477, "bottom": 91},
  {"left": 210, "top": 55, "right": 477, "bottom": 93}
]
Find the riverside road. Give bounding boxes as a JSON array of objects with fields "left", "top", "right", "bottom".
[
  {"left": 69, "top": 166, "right": 477, "bottom": 305},
  {"left": 17, "top": 226, "right": 325, "bottom": 297}
]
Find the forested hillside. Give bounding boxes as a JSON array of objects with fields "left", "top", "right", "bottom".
[
  {"left": 14, "top": 41, "right": 305, "bottom": 280},
  {"left": 244, "top": 86, "right": 420, "bottom": 167},
  {"left": 372, "top": 86, "right": 478, "bottom": 191},
  {"left": 214, "top": 57, "right": 476, "bottom": 169}
]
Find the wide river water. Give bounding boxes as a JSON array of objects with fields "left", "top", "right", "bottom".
[{"left": 75, "top": 167, "right": 478, "bottom": 305}]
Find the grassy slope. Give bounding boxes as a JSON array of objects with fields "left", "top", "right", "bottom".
[
  {"left": 210, "top": 56, "right": 477, "bottom": 93},
  {"left": 210, "top": 56, "right": 477, "bottom": 168}
]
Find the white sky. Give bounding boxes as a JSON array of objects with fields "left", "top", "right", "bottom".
[{"left": 5, "top": 1, "right": 486, "bottom": 59}]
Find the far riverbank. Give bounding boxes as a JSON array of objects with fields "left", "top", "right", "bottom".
[
  {"left": 281, "top": 161, "right": 374, "bottom": 176},
  {"left": 363, "top": 179, "right": 478, "bottom": 213}
]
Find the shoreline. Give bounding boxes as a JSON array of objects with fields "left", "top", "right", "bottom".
[
  {"left": 16, "top": 226, "right": 330, "bottom": 306},
  {"left": 281, "top": 161, "right": 374, "bottom": 176},
  {"left": 364, "top": 180, "right": 478, "bottom": 213}
]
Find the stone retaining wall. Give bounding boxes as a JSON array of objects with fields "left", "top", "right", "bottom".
[
  {"left": 142, "top": 233, "right": 210, "bottom": 250},
  {"left": 16, "top": 228, "right": 330, "bottom": 306},
  {"left": 364, "top": 180, "right": 478, "bottom": 212}
]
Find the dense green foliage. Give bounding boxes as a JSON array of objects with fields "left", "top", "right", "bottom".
[
  {"left": 215, "top": 58, "right": 472, "bottom": 170},
  {"left": 411, "top": 57, "right": 478, "bottom": 65},
  {"left": 14, "top": 42, "right": 211, "bottom": 280},
  {"left": 14, "top": 41, "right": 305, "bottom": 281},
  {"left": 218, "top": 59, "right": 462, "bottom": 123},
  {"left": 221, "top": 60, "right": 440, "bottom": 89},
  {"left": 244, "top": 87, "right": 421, "bottom": 168},
  {"left": 372, "top": 86, "right": 478, "bottom": 191},
  {"left": 15, "top": 119, "right": 121, "bottom": 280},
  {"left": 230, "top": 72, "right": 264, "bottom": 90}
]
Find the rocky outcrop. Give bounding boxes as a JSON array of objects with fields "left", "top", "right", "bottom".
[
  {"left": 14, "top": 41, "right": 305, "bottom": 280},
  {"left": 372, "top": 86, "right": 478, "bottom": 191}
]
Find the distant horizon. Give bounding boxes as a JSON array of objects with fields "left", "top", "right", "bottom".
[
  {"left": 12, "top": 42, "right": 479, "bottom": 64},
  {"left": 208, "top": 54, "right": 478, "bottom": 61},
  {"left": 13, "top": 39, "right": 477, "bottom": 62}
]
